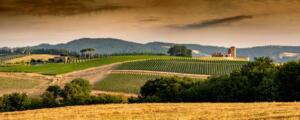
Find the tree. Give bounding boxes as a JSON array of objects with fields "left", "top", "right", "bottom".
[
  {"left": 167, "top": 45, "right": 192, "bottom": 57},
  {"left": 41, "top": 85, "right": 63, "bottom": 107},
  {"left": 277, "top": 61, "right": 300, "bottom": 101},
  {"left": 46, "top": 85, "right": 62, "bottom": 98},
  {"left": 230, "top": 57, "right": 278, "bottom": 101},
  {"left": 80, "top": 48, "right": 95, "bottom": 59},
  {"left": 0, "top": 93, "right": 30, "bottom": 111},
  {"left": 70, "top": 78, "right": 91, "bottom": 95},
  {"left": 140, "top": 77, "right": 194, "bottom": 102},
  {"left": 61, "top": 78, "right": 91, "bottom": 104}
]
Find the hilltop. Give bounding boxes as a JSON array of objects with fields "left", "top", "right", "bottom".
[{"left": 5, "top": 38, "right": 295, "bottom": 62}]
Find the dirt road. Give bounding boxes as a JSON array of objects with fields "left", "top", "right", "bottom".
[{"left": 0, "top": 62, "right": 123, "bottom": 96}]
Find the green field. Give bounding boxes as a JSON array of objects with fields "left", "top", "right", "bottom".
[
  {"left": 0, "top": 77, "right": 40, "bottom": 90},
  {"left": 117, "top": 58, "right": 248, "bottom": 75},
  {"left": 0, "top": 55, "right": 174, "bottom": 75},
  {"left": 93, "top": 73, "right": 161, "bottom": 94},
  {"left": 93, "top": 73, "right": 204, "bottom": 94}
]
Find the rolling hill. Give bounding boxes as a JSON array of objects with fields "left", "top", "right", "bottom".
[{"left": 31, "top": 38, "right": 300, "bottom": 62}]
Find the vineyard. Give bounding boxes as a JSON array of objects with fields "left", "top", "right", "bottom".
[
  {"left": 0, "top": 55, "right": 175, "bottom": 75},
  {"left": 117, "top": 58, "right": 248, "bottom": 75}
]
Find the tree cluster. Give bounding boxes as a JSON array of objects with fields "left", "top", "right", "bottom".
[
  {"left": 131, "top": 57, "right": 300, "bottom": 102},
  {"left": 0, "top": 79, "right": 125, "bottom": 112},
  {"left": 167, "top": 45, "right": 192, "bottom": 57}
]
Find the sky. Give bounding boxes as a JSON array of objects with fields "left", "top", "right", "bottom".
[{"left": 0, "top": 0, "right": 300, "bottom": 48}]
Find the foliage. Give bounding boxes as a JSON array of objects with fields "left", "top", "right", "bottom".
[
  {"left": 0, "top": 93, "right": 31, "bottom": 112},
  {"left": 41, "top": 85, "right": 63, "bottom": 107},
  {"left": 0, "top": 79, "right": 125, "bottom": 112},
  {"left": 61, "top": 79, "right": 91, "bottom": 105},
  {"left": 277, "top": 60, "right": 300, "bottom": 101},
  {"left": 133, "top": 57, "right": 300, "bottom": 102},
  {"left": 167, "top": 45, "right": 192, "bottom": 57},
  {"left": 80, "top": 48, "right": 95, "bottom": 59},
  {"left": 140, "top": 77, "right": 196, "bottom": 102}
]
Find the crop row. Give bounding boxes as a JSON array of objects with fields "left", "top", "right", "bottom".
[{"left": 117, "top": 58, "right": 248, "bottom": 75}]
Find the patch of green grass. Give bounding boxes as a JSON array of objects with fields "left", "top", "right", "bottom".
[
  {"left": 93, "top": 73, "right": 204, "bottom": 94},
  {"left": 117, "top": 58, "right": 248, "bottom": 75},
  {"left": 93, "top": 73, "right": 161, "bottom": 94},
  {"left": 0, "top": 77, "right": 40, "bottom": 90},
  {"left": 0, "top": 55, "right": 174, "bottom": 75}
]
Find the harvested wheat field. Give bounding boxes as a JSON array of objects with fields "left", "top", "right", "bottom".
[
  {"left": 5, "top": 54, "right": 58, "bottom": 64},
  {"left": 1, "top": 103, "right": 300, "bottom": 120}
]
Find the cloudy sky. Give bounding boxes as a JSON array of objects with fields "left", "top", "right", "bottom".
[{"left": 0, "top": 0, "right": 300, "bottom": 48}]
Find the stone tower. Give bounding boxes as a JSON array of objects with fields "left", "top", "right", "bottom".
[{"left": 228, "top": 46, "right": 237, "bottom": 57}]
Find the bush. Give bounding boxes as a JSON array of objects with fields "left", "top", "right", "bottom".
[
  {"left": 277, "top": 61, "right": 300, "bottom": 101},
  {"left": 88, "top": 95, "right": 125, "bottom": 104},
  {"left": 167, "top": 45, "right": 192, "bottom": 57},
  {"left": 0, "top": 78, "right": 127, "bottom": 112},
  {"left": 140, "top": 77, "right": 195, "bottom": 102},
  {"left": 135, "top": 57, "right": 287, "bottom": 102},
  {"left": 0, "top": 93, "right": 31, "bottom": 112}
]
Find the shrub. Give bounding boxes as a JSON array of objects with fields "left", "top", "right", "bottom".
[
  {"left": 135, "top": 57, "right": 284, "bottom": 102},
  {"left": 0, "top": 93, "right": 31, "bottom": 112},
  {"left": 277, "top": 61, "right": 300, "bottom": 101},
  {"left": 89, "top": 95, "right": 125, "bottom": 104},
  {"left": 140, "top": 77, "right": 195, "bottom": 102}
]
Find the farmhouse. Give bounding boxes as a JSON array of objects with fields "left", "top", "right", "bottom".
[
  {"left": 211, "top": 46, "right": 250, "bottom": 61},
  {"left": 49, "top": 56, "right": 69, "bottom": 63}
]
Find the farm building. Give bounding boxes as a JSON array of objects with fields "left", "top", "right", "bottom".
[
  {"left": 210, "top": 46, "right": 250, "bottom": 61},
  {"left": 212, "top": 46, "right": 237, "bottom": 57},
  {"left": 49, "top": 56, "right": 69, "bottom": 63}
]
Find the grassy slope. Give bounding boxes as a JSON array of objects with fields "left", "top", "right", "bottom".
[
  {"left": 1, "top": 103, "right": 300, "bottom": 119},
  {"left": 93, "top": 73, "right": 161, "bottom": 94},
  {"left": 93, "top": 73, "right": 204, "bottom": 94},
  {"left": 117, "top": 58, "right": 248, "bottom": 75},
  {"left": 0, "top": 56, "right": 174, "bottom": 75},
  {"left": 0, "top": 77, "right": 40, "bottom": 90}
]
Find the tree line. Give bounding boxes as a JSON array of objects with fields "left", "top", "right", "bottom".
[
  {"left": 130, "top": 57, "right": 300, "bottom": 102},
  {"left": 0, "top": 79, "right": 125, "bottom": 112}
]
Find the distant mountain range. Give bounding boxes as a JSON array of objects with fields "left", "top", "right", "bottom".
[{"left": 32, "top": 38, "right": 300, "bottom": 62}]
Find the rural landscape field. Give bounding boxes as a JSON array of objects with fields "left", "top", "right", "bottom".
[
  {"left": 1, "top": 0, "right": 300, "bottom": 120},
  {"left": 1, "top": 103, "right": 300, "bottom": 120}
]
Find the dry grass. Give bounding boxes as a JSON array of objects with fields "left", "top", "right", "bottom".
[
  {"left": 1, "top": 103, "right": 300, "bottom": 120},
  {"left": 0, "top": 77, "right": 42, "bottom": 95},
  {"left": 5, "top": 54, "right": 58, "bottom": 64}
]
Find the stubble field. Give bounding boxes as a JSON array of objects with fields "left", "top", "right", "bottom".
[{"left": 1, "top": 103, "right": 300, "bottom": 120}]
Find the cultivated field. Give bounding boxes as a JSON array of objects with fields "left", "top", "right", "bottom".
[
  {"left": 4, "top": 54, "right": 58, "bottom": 64},
  {"left": 0, "top": 77, "right": 42, "bottom": 95},
  {"left": 117, "top": 58, "right": 248, "bottom": 75},
  {"left": 1, "top": 103, "right": 300, "bottom": 120},
  {"left": 0, "top": 55, "right": 25, "bottom": 65},
  {"left": 0, "top": 55, "right": 174, "bottom": 75},
  {"left": 94, "top": 73, "right": 205, "bottom": 94}
]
